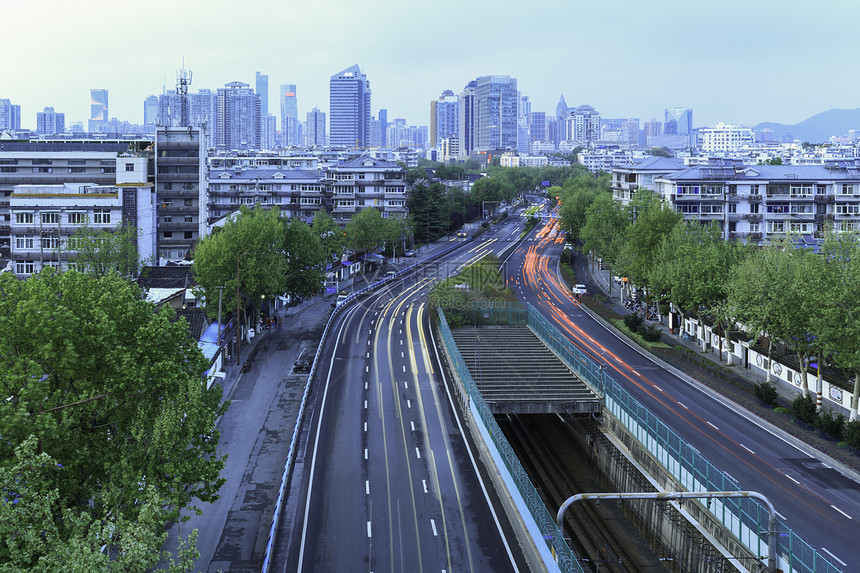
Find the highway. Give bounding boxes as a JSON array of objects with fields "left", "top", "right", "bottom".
[
  {"left": 503, "top": 200, "right": 860, "bottom": 571},
  {"left": 282, "top": 220, "right": 529, "bottom": 573}
]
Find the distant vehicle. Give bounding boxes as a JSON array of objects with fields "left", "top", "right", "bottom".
[
  {"left": 572, "top": 284, "right": 588, "bottom": 296},
  {"left": 293, "top": 359, "right": 311, "bottom": 373},
  {"left": 404, "top": 249, "right": 417, "bottom": 257},
  {"left": 457, "top": 230, "right": 467, "bottom": 238},
  {"left": 334, "top": 291, "right": 350, "bottom": 307},
  {"left": 384, "top": 270, "right": 397, "bottom": 278}
]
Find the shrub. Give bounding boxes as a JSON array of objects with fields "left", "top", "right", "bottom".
[
  {"left": 815, "top": 409, "right": 845, "bottom": 441},
  {"left": 774, "top": 407, "right": 790, "bottom": 415},
  {"left": 754, "top": 381, "right": 778, "bottom": 406},
  {"left": 791, "top": 394, "right": 817, "bottom": 425},
  {"left": 639, "top": 324, "right": 662, "bottom": 343},
  {"left": 624, "top": 313, "right": 643, "bottom": 331},
  {"left": 845, "top": 420, "right": 860, "bottom": 449}
]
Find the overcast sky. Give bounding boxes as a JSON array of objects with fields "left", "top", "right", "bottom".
[{"left": 6, "top": 0, "right": 860, "bottom": 131}]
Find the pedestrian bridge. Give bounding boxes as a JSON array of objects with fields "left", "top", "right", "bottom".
[{"left": 450, "top": 326, "right": 602, "bottom": 415}]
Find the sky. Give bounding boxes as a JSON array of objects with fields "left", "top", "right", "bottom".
[{"left": 5, "top": 0, "right": 860, "bottom": 132}]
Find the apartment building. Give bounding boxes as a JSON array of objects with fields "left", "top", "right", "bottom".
[
  {"left": 610, "top": 156, "right": 686, "bottom": 203},
  {"left": 208, "top": 167, "right": 325, "bottom": 223},
  {"left": 326, "top": 155, "right": 406, "bottom": 222}
]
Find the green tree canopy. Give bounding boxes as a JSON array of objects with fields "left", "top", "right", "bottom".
[
  {"left": 345, "top": 207, "right": 387, "bottom": 253},
  {"left": 615, "top": 190, "right": 683, "bottom": 287},
  {"left": 69, "top": 220, "right": 148, "bottom": 278},
  {"left": 579, "top": 193, "right": 627, "bottom": 267},
  {"left": 408, "top": 182, "right": 449, "bottom": 244},
  {"left": 312, "top": 209, "right": 344, "bottom": 264},
  {"left": 0, "top": 270, "right": 225, "bottom": 569},
  {"left": 282, "top": 217, "right": 327, "bottom": 301}
]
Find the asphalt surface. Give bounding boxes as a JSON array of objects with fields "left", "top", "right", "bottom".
[{"left": 504, "top": 202, "right": 860, "bottom": 572}]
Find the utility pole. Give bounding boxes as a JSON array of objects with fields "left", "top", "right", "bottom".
[
  {"left": 216, "top": 286, "right": 225, "bottom": 343},
  {"left": 236, "top": 253, "right": 242, "bottom": 365}
]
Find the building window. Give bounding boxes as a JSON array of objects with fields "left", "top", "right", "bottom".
[
  {"left": 93, "top": 209, "right": 111, "bottom": 224},
  {"left": 125, "top": 163, "right": 135, "bottom": 172},
  {"left": 68, "top": 212, "right": 86, "bottom": 225},
  {"left": 41, "top": 236, "right": 59, "bottom": 250},
  {"left": 66, "top": 237, "right": 80, "bottom": 250},
  {"left": 15, "top": 261, "right": 35, "bottom": 275},
  {"left": 41, "top": 212, "right": 59, "bottom": 225},
  {"left": 184, "top": 216, "right": 193, "bottom": 223},
  {"left": 163, "top": 216, "right": 172, "bottom": 223},
  {"left": 15, "top": 236, "right": 34, "bottom": 249},
  {"left": 184, "top": 231, "right": 193, "bottom": 239},
  {"left": 750, "top": 185, "right": 760, "bottom": 195},
  {"left": 164, "top": 231, "right": 172, "bottom": 238},
  {"left": 749, "top": 222, "right": 760, "bottom": 233},
  {"left": 14, "top": 212, "right": 34, "bottom": 224}
]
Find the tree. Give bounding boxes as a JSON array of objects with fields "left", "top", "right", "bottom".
[
  {"left": 0, "top": 270, "right": 225, "bottom": 568},
  {"left": 559, "top": 185, "right": 598, "bottom": 241},
  {"left": 615, "top": 190, "right": 682, "bottom": 290},
  {"left": 470, "top": 176, "right": 516, "bottom": 207},
  {"left": 312, "top": 209, "right": 344, "bottom": 264},
  {"left": 282, "top": 218, "right": 326, "bottom": 302},
  {"left": 69, "top": 220, "right": 149, "bottom": 278},
  {"left": 345, "top": 207, "right": 386, "bottom": 253},
  {"left": 192, "top": 205, "right": 287, "bottom": 337},
  {"left": 580, "top": 193, "right": 627, "bottom": 267},
  {"left": 407, "top": 182, "right": 448, "bottom": 244}
]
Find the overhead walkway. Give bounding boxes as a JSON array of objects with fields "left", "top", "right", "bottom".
[{"left": 450, "top": 326, "right": 602, "bottom": 415}]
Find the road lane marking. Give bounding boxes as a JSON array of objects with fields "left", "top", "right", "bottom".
[
  {"left": 367, "top": 521, "right": 372, "bottom": 538},
  {"left": 821, "top": 548, "right": 847, "bottom": 567},
  {"left": 786, "top": 474, "right": 800, "bottom": 484},
  {"left": 366, "top": 366, "right": 369, "bottom": 373},
  {"left": 705, "top": 421, "right": 719, "bottom": 430},
  {"left": 677, "top": 401, "right": 688, "bottom": 409},
  {"left": 415, "top": 447, "right": 421, "bottom": 459},
  {"left": 653, "top": 384, "right": 663, "bottom": 392},
  {"left": 401, "top": 352, "right": 405, "bottom": 358},
  {"left": 411, "top": 421, "right": 415, "bottom": 431},
  {"left": 404, "top": 381, "right": 408, "bottom": 389},
  {"left": 423, "top": 480, "right": 428, "bottom": 493},
  {"left": 366, "top": 480, "right": 370, "bottom": 494},
  {"left": 364, "top": 400, "right": 367, "bottom": 409},
  {"left": 364, "top": 422, "right": 367, "bottom": 432},
  {"left": 831, "top": 505, "right": 853, "bottom": 520},
  {"left": 740, "top": 444, "right": 755, "bottom": 454},
  {"left": 407, "top": 399, "right": 411, "bottom": 408},
  {"left": 431, "top": 519, "right": 438, "bottom": 536},
  {"left": 364, "top": 448, "right": 368, "bottom": 460},
  {"left": 403, "top": 365, "right": 406, "bottom": 373}
]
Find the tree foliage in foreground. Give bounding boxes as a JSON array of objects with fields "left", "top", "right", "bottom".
[
  {"left": 70, "top": 220, "right": 149, "bottom": 278},
  {"left": 0, "top": 270, "right": 225, "bottom": 570}
]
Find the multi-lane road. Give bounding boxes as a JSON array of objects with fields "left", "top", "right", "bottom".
[
  {"left": 503, "top": 201, "right": 860, "bottom": 571},
  {"left": 281, "top": 220, "right": 529, "bottom": 572}
]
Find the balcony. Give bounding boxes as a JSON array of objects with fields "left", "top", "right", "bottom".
[
  {"left": 741, "top": 213, "right": 762, "bottom": 220},
  {"left": 814, "top": 195, "right": 835, "bottom": 203}
]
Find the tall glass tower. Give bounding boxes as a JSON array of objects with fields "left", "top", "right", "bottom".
[
  {"left": 89, "top": 89, "right": 108, "bottom": 132},
  {"left": 329, "top": 65, "right": 371, "bottom": 147},
  {"left": 280, "top": 84, "right": 298, "bottom": 146},
  {"left": 256, "top": 72, "right": 269, "bottom": 117}
]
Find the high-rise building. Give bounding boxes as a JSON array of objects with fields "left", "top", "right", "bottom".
[
  {"left": 36, "top": 107, "right": 65, "bottom": 136},
  {"left": 474, "top": 75, "right": 518, "bottom": 151},
  {"left": 306, "top": 107, "right": 326, "bottom": 146},
  {"left": 0, "top": 99, "right": 21, "bottom": 131},
  {"left": 517, "top": 94, "right": 531, "bottom": 153},
  {"left": 429, "top": 90, "right": 458, "bottom": 148},
  {"left": 143, "top": 95, "right": 159, "bottom": 129},
  {"left": 458, "top": 80, "right": 476, "bottom": 156},
  {"left": 159, "top": 89, "right": 217, "bottom": 148},
  {"left": 215, "top": 82, "right": 261, "bottom": 151},
  {"left": 644, "top": 119, "right": 663, "bottom": 141},
  {"left": 555, "top": 94, "right": 569, "bottom": 148},
  {"left": 565, "top": 105, "right": 600, "bottom": 144},
  {"left": 329, "top": 65, "right": 371, "bottom": 147},
  {"left": 89, "top": 89, "right": 108, "bottom": 133},
  {"left": 529, "top": 112, "right": 547, "bottom": 144},
  {"left": 155, "top": 127, "right": 207, "bottom": 261},
  {"left": 261, "top": 114, "right": 277, "bottom": 150},
  {"left": 256, "top": 72, "right": 269, "bottom": 117},
  {"left": 665, "top": 107, "right": 693, "bottom": 146},
  {"left": 280, "top": 84, "right": 298, "bottom": 147},
  {"left": 377, "top": 108, "right": 388, "bottom": 147}
]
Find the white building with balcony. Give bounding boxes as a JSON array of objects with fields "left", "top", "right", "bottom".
[{"left": 326, "top": 155, "right": 406, "bottom": 222}]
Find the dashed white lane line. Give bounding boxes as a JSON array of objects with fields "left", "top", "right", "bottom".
[
  {"left": 364, "top": 400, "right": 367, "bottom": 409},
  {"left": 401, "top": 352, "right": 405, "bottom": 358},
  {"left": 402, "top": 365, "right": 407, "bottom": 373},
  {"left": 831, "top": 505, "right": 853, "bottom": 520},
  {"left": 740, "top": 443, "right": 755, "bottom": 455},
  {"left": 364, "top": 449, "right": 368, "bottom": 460},
  {"left": 365, "top": 480, "right": 369, "bottom": 494},
  {"left": 410, "top": 421, "right": 415, "bottom": 431},
  {"left": 786, "top": 474, "right": 800, "bottom": 485},
  {"left": 367, "top": 521, "right": 372, "bottom": 538},
  {"left": 705, "top": 421, "right": 719, "bottom": 430},
  {"left": 406, "top": 399, "right": 411, "bottom": 409},
  {"left": 364, "top": 422, "right": 367, "bottom": 432},
  {"left": 821, "top": 547, "right": 847, "bottom": 567},
  {"left": 677, "top": 401, "right": 689, "bottom": 409},
  {"left": 422, "top": 480, "right": 428, "bottom": 493},
  {"left": 653, "top": 384, "right": 663, "bottom": 392},
  {"left": 415, "top": 448, "right": 421, "bottom": 459},
  {"left": 366, "top": 366, "right": 369, "bottom": 373},
  {"left": 430, "top": 519, "right": 438, "bottom": 536},
  {"left": 404, "top": 381, "right": 408, "bottom": 389}
]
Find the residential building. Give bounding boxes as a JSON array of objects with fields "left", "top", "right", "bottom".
[
  {"left": 155, "top": 127, "right": 208, "bottom": 262},
  {"left": 256, "top": 72, "right": 269, "bottom": 117},
  {"left": 474, "top": 75, "right": 518, "bottom": 151},
  {"left": 208, "top": 166, "right": 325, "bottom": 224},
  {"left": 261, "top": 114, "right": 277, "bottom": 150},
  {"left": 326, "top": 155, "right": 406, "bottom": 223},
  {"left": 698, "top": 123, "right": 754, "bottom": 153},
  {"left": 565, "top": 105, "right": 600, "bottom": 144},
  {"left": 430, "top": 90, "right": 458, "bottom": 148},
  {"left": 280, "top": 84, "right": 299, "bottom": 146},
  {"left": 500, "top": 153, "right": 548, "bottom": 168},
  {"left": 644, "top": 119, "right": 663, "bottom": 142},
  {"left": 653, "top": 158, "right": 860, "bottom": 242},
  {"left": 89, "top": 89, "right": 108, "bottom": 133},
  {"left": 0, "top": 99, "right": 22, "bottom": 131},
  {"left": 610, "top": 156, "right": 686, "bottom": 203},
  {"left": 329, "top": 65, "right": 371, "bottom": 147},
  {"left": 215, "top": 82, "right": 261, "bottom": 151},
  {"left": 36, "top": 107, "right": 65, "bottom": 136},
  {"left": 8, "top": 154, "right": 155, "bottom": 278},
  {"left": 648, "top": 133, "right": 691, "bottom": 150},
  {"left": 529, "top": 112, "right": 547, "bottom": 144},
  {"left": 158, "top": 89, "right": 217, "bottom": 148},
  {"left": 143, "top": 95, "right": 159, "bottom": 130},
  {"left": 457, "top": 81, "right": 476, "bottom": 157},
  {"left": 307, "top": 107, "right": 326, "bottom": 146}
]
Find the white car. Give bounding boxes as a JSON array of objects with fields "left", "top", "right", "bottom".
[{"left": 572, "top": 284, "right": 588, "bottom": 296}]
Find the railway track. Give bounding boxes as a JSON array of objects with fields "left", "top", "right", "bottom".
[{"left": 499, "top": 413, "right": 668, "bottom": 573}]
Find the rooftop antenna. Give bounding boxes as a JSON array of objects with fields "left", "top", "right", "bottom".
[{"left": 177, "top": 58, "right": 192, "bottom": 127}]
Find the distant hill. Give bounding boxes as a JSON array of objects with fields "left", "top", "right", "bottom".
[{"left": 755, "top": 108, "right": 860, "bottom": 143}]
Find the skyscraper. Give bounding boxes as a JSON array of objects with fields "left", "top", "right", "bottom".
[
  {"left": 280, "top": 84, "right": 298, "bottom": 147},
  {"left": 89, "top": 89, "right": 108, "bottom": 133},
  {"left": 261, "top": 114, "right": 277, "bottom": 150},
  {"left": 517, "top": 94, "right": 530, "bottom": 153},
  {"left": 565, "top": 105, "right": 600, "bottom": 144},
  {"left": 329, "top": 65, "right": 371, "bottom": 147},
  {"left": 36, "top": 107, "right": 65, "bottom": 136},
  {"left": 474, "top": 75, "right": 518, "bottom": 151},
  {"left": 555, "top": 94, "right": 568, "bottom": 148},
  {"left": 306, "top": 107, "right": 326, "bottom": 146},
  {"left": 529, "top": 112, "right": 547, "bottom": 144},
  {"left": 430, "top": 90, "right": 458, "bottom": 148},
  {"left": 458, "top": 80, "right": 476, "bottom": 156},
  {"left": 0, "top": 99, "right": 21, "bottom": 131},
  {"left": 215, "top": 81, "right": 261, "bottom": 151},
  {"left": 256, "top": 72, "right": 269, "bottom": 117},
  {"left": 377, "top": 108, "right": 388, "bottom": 147},
  {"left": 665, "top": 107, "right": 693, "bottom": 146},
  {"left": 143, "top": 95, "right": 159, "bottom": 128}
]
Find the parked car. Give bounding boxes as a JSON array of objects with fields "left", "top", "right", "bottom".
[
  {"left": 293, "top": 359, "right": 311, "bottom": 373},
  {"left": 384, "top": 270, "right": 397, "bottom": 278},
  {"left": 572, "top": 284, "right": 588, "bottom": 296},
  {"left": 404, "top": 249, "right": 417, "bottom": 258}
]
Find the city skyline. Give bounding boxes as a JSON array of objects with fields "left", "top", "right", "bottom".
[{"left": 5, "top": 0, "right": 860, "bottom": 132}]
